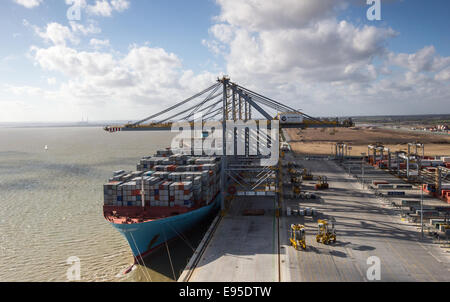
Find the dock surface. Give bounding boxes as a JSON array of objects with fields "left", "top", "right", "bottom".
[
  {"left": 185, "top": 157, "right": 450, "bottom": 282},
  {"left": 187, "top": 196, "right": 279, "bottom": 281}
]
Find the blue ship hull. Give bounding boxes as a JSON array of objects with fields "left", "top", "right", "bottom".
[{"left": 110, "top": 195, "right": 221, "bottom": 260}]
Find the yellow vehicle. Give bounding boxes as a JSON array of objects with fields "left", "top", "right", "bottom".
[
  {"left": 316, "top": 219, "right": 336, "bottom": 244},
  {"left": 291, "top": 175, "right": 302, "bottom": 184},
  {"left": 290, "top": 224, "right": 306, "bottom": 250},
  {"left": 315, "top": 176, "right": 329, "bottom": 190},
  {"left": 293, "top": 185, "right": 301, "bottom": 195},
  {"left": 302, "top": 169, "right": 313, "bottom": 180}
]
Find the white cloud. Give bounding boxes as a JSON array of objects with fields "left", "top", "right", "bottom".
[
  {"left": 90, "top": 38, "right": 110, "bottom": 49},
  {"left": 207, "top": 0, "right": 397, "bottom": 85},
  {"left": 219, "top": 19, "right": 395, "bottom": 85},
  {"left": 47, "top": 77, "right": 57, "bottom": 85},
  {"left": 35, "top": 22, "right": 79, "bottom": 46},
  {"left": 5, "top": 84, "right": 45, "bottom": 96},
  {"left": 13, "top": 0, "right": 42, "bottom": 9},
  {"left": 25, "top": 42, "right": 216, "bottom": 120},
  {"left": 87, "top": 0, "right": 130, "bottom": 17},
  {"left": 215, "top": 0, "right": 340, "bottom": 31},
  {"left": 17, "top": 18, "right": 218, "bottom": 121},
  {"left": 388, "top": 46, "right": 450, "bottom": 73},
  {"left": 209, "top": 24, "right": 234, "bottom": 44},
  {"left": 435, "top": 66, "right": 450, "bottom": 81},
  {"left": 201, "top": 0, "right": 450, "bottom": 116},
  {"left": 87, "top": 0, "right": 113, "bottom": 17},
  {"left": 70, "top": 21, "right": 101, "bottom": 35},
  {"left": 7, "top": 0, "right": 450, "bottom": 121},
  {"left": 31, "top": 45, "right": 116, "bottom": 77},
  {"left": 25, "top": 20, "right": 102, "bottom": 47},
  {"left": 111, "top": 0, "right": 129, "bottom": 12}
]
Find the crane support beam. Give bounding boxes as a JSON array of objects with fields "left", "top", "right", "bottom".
[
  {"left": 104, "top": 77, "right": 354, "bottom": 133},
  {"left": 235, "top": 88, "right": 272, "bottom": 120},
  {"left": 132, "top": 83, "right": 220, "bottom": 126}
]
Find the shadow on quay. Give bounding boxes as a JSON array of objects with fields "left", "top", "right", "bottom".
[{"left": 131, "top": 213, "right": 217, "bottom": 282}]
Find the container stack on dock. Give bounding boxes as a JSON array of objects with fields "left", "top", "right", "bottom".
[{"left": 103, "top": 149, "right": 221, "bottom": 208}]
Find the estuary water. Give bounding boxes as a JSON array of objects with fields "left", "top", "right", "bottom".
[{"left": 0, "top": 126, "right": 206, "bottom": 282}]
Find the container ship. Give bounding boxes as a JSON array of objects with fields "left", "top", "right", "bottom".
[{"left": 103, "top": 149, "right": 221, "bottom": 264}]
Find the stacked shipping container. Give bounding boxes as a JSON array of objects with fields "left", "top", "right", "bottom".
[{"left": 103, "top": 150, "right": 221, "bottom": 208}]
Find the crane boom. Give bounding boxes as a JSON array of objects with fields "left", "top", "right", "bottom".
[{"left": 104, "top": 79, "right": 354, "bottom": 132}]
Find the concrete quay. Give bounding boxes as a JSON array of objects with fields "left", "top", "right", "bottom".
[{"left": 181, "top": 155, "right": 450, "bottom": 282}]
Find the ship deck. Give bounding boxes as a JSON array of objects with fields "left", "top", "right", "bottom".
[{"left": 104, "top": 205, "right": 198, "bottom": 224}]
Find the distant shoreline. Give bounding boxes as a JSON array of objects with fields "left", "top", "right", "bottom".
[
  {"left": 1, "top": 113, "right": 449, "bottom": 129},
  {"left": 0, "top": 124, "right": 105, "bottom": 129}
]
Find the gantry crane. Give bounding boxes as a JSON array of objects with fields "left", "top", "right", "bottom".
[
  {"left": 104, "top": 77, "right": 353, "bottom": 133},
  {"left": 103, "top": 77, "right": 354, "bottom": 210}
]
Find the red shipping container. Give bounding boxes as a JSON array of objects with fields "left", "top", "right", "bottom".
[
  {"left": 159, "top": 181, "right": 171, "bottom": 190},
  {"left": 132, "top": 189, "right": 141, "bottom": 196},
  {"left": 441, "top": 190, "right": 450, "bottom": 198},
  {"left": 373, "top": 181, "right": 389, "bottom": 185}
]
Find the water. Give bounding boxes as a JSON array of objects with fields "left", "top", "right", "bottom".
[{"left": 0, "top": 127, "right": 210, "bottom": 282}]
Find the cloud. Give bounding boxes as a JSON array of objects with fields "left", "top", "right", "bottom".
[
  {"left": 215, "top": 0, "right": 341, "bottom": 31},
  {"left": 13, "top": 0, "right": 42, "bottom": 9},
  {"left": 34, "top": 22, "right": 79, "bottom": 46},
  {"left": 87, "top": 0, "right": 112, "bottom": 16},
  {"left": 31, "top": 45, "right": 116, "bottom": 77},
  {"left": 89, "top": 38, "right": 110, "bottom": 49},
  {"left": 17, "top": 19, "right": 216, "bottom": 121},
  {"left": 7, "top": 0, "right": 450, "bottom": 121},
  {"left": 207, "top": 0, "right": 397, "bottom": 85},
  {"left": 4, "top": 84, "right": 45, "bottom": 96},
  {"left": 87, "top": 0, "right": 130, "bottom": 17},
  {"left": 201, "top": 0, "right": 450, "bottom": 116},
  {"left": 435, "top": 66, "right": 450, "bottom": 81},
  {"left": 70, "top": 21, "right": 101, "bottom": 35},
  {"left": 47, "top": 77, "right": 57, "bottom": 85},
  {"left": 110, "top": 0, "right": 129, "bottom": 12},
  {"left": 25, "top": 42, "right": 216, "bottom": 120},
  {"left": 24, "top": 19, "right": 101, "bottom": 47},
  {"left": 388, "top": 46, "right": 450, "bottom": 73}
]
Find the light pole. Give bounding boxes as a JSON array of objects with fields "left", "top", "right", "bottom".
[
  {"left": 361, "top": 152, "right": 366, "bottom": 189},
  {"left": 420, "top": 175, "right": 424, "bottom": 240}
]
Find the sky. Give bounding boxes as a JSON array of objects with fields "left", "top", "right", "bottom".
[{"left": 0, "top": 0, "right": 449, "bottom": 122}]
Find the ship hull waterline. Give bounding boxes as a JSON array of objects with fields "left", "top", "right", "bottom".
[{"left": 108, "top": 194, "right": 221, "bottom": 273}]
